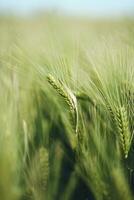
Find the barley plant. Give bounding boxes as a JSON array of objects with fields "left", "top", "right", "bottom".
[{"left": 0, "top": 14, "right": 134, "bottom": 200}]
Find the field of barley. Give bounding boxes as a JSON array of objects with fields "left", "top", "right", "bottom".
[{"left": 0, "top": 14, "right": 134, "bottom": 200}]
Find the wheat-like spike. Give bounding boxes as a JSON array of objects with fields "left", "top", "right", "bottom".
[
  {"left": 38, "top": 147, "right": 49, "bottom": 191},
  {"left": 47, "top": 74, "right": 78, "bottom": 133},
  {"left": 106, "top": 102, "right": 115, "bottom": 123},
  {"left": 25, "top": 147, "right": 49, "bottom": 200},
  {"left": 125, "top": 85, "right": 134, "bottom": 133},
  {"left": 102, "top": 95, "right": 116, "bottom": 123},
  {"left": 115, "top": 106, "right": 132, "bottom": 158},
  {"left": 76, "top": 92, "right": 95, "bottom": 104}
]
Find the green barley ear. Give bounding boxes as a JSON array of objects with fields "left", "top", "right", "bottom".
[
  {"left": 115, "top": 106, "right": 132, "bottom": 159},
  {"left": 37, "top": 147, "right": 49, "bottom": 191},
  {"left": 124, "top": 83, "right": 134, "bottom": 133},
  {"left": 25, "top": 147, "right": 49, "bottom": 200},
  {"left": 76, "top": 92, "right": 94, "bottom": 104},
  {"left": 47, "top": 74, "right": 78, "bottom": 133}
]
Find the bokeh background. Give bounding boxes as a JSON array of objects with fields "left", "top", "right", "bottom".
[{"left": 0, "top": 0, "right": 134, "bottom": 18}]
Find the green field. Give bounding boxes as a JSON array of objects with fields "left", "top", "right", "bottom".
[{"left": 0, "top": 15, "right": 134, "bottom": 200}]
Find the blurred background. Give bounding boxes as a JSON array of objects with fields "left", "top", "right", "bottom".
[{"left": 0, "top": 0, "right": 134, "bottom": 18}]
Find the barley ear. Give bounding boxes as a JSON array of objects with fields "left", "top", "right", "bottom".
[
  {"left": 25, "top": 147, "right": 49, "bottom": 200},
  {"left": 38, "top": 147, "right": 49, "bottom": 191},
  {"left": 47, "top": 74, "right": 78, "bottom": 133},
  {"left": 115, "top": 106, "right": 132, "bottom": 159}
]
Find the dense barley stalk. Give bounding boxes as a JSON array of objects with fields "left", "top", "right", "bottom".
[
  {"left": 115, "top": 106, "right": 132, "bottom": 158},
  {"left": 47, "top": 74, "right": 78, "bottom": 133},
  {"left": 1, "top": 15, "right": 134, "bottom": 200}
]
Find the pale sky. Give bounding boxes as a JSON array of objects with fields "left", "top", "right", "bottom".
[{"left": 0, "top": 0, "right": 134, "bottom": 17}]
